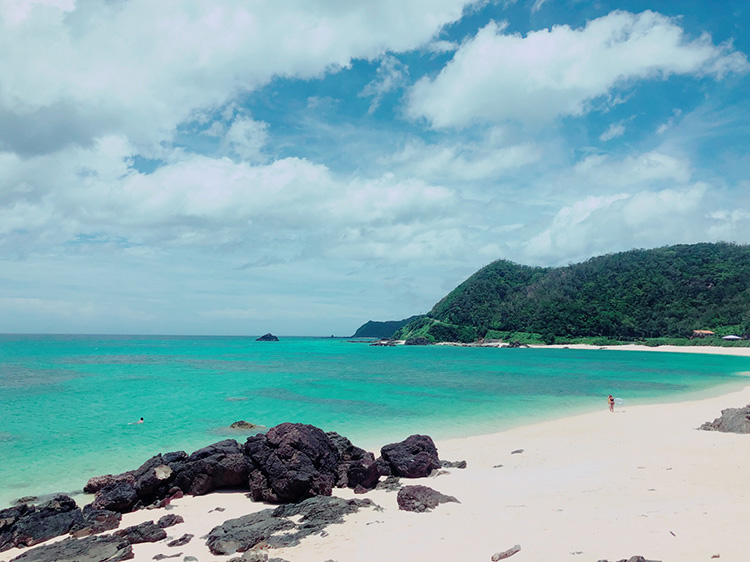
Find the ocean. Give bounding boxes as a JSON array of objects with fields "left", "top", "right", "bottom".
[{"left": 1, "top": 334, "right": 748, "bottom": 508}]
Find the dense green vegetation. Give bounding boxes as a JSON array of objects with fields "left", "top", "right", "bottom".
[
  {"left": 351, "top": 316, "right": 422, "bottom": 338},
  {"left": 394, "top": 243, "right": 750, "bottom": 344}
]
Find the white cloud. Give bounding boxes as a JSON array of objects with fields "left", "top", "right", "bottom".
[
  {"left": 408, "top": 11, "right": 749, "bottom": 127},
  {"left": 531, "top": 0, "right": 548, "bottom": 14},
  {"left": 523, "top": 184, "right": 709, "bottom": 263},
  {"left": 0, "top": 0, "right": 477, "bottom": 155},
  {"left": 359, "top": 55, "right": 409, "bottom": 114},
  {"left": 572, "top": 151, "right": 691, "bottom": 189},
  {"left": 599, "top": 122, "right": 626, "bottom": 141}
]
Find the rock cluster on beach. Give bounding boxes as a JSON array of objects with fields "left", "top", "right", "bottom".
[
  {"left": 2, "top": 422, "right": 459, "bottom": 560},
  {"left": 699, "top": 404, "right": 750, "bottom": 433}
]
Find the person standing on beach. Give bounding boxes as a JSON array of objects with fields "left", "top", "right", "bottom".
[{"left": 608, "top": 395, "right": 615, "bottom": 412}]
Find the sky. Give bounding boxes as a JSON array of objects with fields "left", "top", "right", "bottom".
[{"left": 0, "top": 0, "right": 748, "bottom": 336}]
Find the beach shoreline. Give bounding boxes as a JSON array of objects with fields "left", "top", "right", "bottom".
[{"left": 5, "top": 382, "right": 750, "bottom": 561}]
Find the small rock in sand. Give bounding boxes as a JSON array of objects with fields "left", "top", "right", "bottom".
[{"left": 492, "top": 544, "right": 521, "bottom": 560}]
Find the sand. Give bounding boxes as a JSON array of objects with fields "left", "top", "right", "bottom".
[{"left": 4, "top": 348, "right": 750, "bottom": 562}]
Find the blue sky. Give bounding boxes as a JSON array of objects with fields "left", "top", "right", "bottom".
[{"left": 0, "top": 0, "right": 748, "bottom": 336}]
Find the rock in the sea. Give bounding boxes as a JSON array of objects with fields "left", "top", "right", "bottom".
[
  {"left": 244, "top": 423, "right": 340, "bottom": 503},
  {"left": 8, "top": 534, "right": 133, "bottom": 562},
  {"left": 0, "top": 495, "right": 83, "bottom": 552},
  {"left": 256, "top": 333, "right": 279, "bottom": 342},
  {"left": 699, "top": 405, "right": 750, "bottom": 433},
  {"left": 396, "top": 484, "right": 459, "bottom": 512},
  {"left": 230, "top": 421, "right": 261, "bottom": 430},
  {"left": 378, "top": 434, "right": 441, "bottom": 478},
  {"left": 113, "top": 520, "right": 167, "bottom": 544},
  {"left": 206, "top": 496, "right": 375, "bottom": 555}
]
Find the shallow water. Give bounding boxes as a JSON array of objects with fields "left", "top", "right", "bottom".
[{"left": 1, "top": 334, "right": 748, "bottom": 507}]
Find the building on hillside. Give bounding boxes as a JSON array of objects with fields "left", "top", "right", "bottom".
[{"left": 692, "top": 330, "right": 715, "bottom": 338}]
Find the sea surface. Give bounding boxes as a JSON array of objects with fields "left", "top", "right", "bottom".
[{"left": 1, "top": 334, "right": 749, "bottom": 508}]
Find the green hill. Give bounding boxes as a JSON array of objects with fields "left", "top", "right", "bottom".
[
  {"left": 394, "top": 242, "right": 750, "bottom": 344},
  {"left": 351, "top": 316, "right": 422, "bottom": 339}
]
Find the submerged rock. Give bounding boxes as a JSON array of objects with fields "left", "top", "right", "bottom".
[
  {"left": 699, "top": 405, "right": 750, "bottom": 433},
  {"left": 230, "top": 421, "right": 261, "bottom": 430}
]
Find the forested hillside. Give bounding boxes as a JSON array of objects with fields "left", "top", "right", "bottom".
[{"left": 394, "top": 243, "right": 750, "bottom": 343}]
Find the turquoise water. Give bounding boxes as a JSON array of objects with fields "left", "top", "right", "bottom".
[{"left": 1, "top": 334, "right": 749, "bottom": 508}]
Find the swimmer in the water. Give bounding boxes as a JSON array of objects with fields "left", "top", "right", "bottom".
[{"left": 128, "top": 417, "right": 144, "bottom": 425}]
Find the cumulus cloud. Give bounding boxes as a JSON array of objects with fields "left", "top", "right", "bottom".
[
  {"left": 408, "top": 11, "right": 749, "bottom": 127},
  {"left": 523, "top": 184, "right": 709, "bottom": 263},
  {"left": 0, "top": 0, "right": 476, "bottom": 155}
]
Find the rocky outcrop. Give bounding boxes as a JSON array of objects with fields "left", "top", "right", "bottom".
[
  {"left": 378, "top": 434, "right": 441, "bottom": 478},
  {"left": 166, "top": 533, "right": 193, "bottom": 547},
  {"left": 113, "top": 520, "right": 167, "bottom": 544},
  {"left": 326, "top": 432, "right": 379, "bottom": 489},
  {"left": 8, "top": 534, "right": 133, "bottom": 562},
  {"left": 404, "top": 337, "right": 430, "bottom": 345},
  {"left": 255, "top": 333, "right": 279, "bottom": 342},
  {"left": 206, "top": 496, "right": 375, "bottom": 555},
  {"left": 245, "top": 423, "right": 340, "bottom": 503},
  {"left": 699, "top": 405, "right": 750, "bottom": 433},
  {"left": 83, "top": 473, "right": 136, "bottom": 495},
  {"left": 70, "top": 505, "right": 122, "bottom": 538},
  {"left": 440, "top": 459, "right": 467, "bottom": 469},
  {"left": 396, "top": 485, "right": 459, "bottom": 512},
  {"left": 1, "top": 495, "right": 83, "bottom": 552},
  {"left": 173, "top": 440, "right": 248, "bottom": 496},
  {"left": 91, "top": 482, "right": 139, "bottom": 513},
  {"left": 156, "top": 514, "right": 184, "bottom": 529}
]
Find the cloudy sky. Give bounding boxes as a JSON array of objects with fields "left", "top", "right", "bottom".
[{"left": 1, "top": 0, "right": 748, "bottom": 336}]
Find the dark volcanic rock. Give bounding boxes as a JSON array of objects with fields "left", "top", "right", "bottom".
[
  {"left": 173, "top": 439, "right": 248, "bottom": 496},
  {"left": 699, "top": 404, "right": 750, "bottom": 433},
  {"left": 326, "top": 432, "right": 379, "bottom": 489},
  {"left": 8, "top": 534, "right": 133, "bottom": 562},
  {"left": 207, "top": 496, "right": 375, "bottom": 555},
  {"left": 244, "top": 423, "right": 340, "bottom": 503},
  {"left": 597, "top": 557, "right": 661, "bottom": 562},
  {"left": 0, "top": 495, "right": 83, "bottom": 552},
  {"left": 396, "top": 485, "right": 459, "bottom": 512},
  {"left": 156, "top": 514, "right": 184, "bottom": 529},
  {"left": 256, "top": 333, "right": 279, "bottom": 342},
  {"left": 70, "top": 505, "right": 122, "bottom": 537},
  {"left": 379, "top": 434, "right": 441, "bottom": 478},
  {"left": 205, "top": 508, "right": 294, "bottom": 555},
  {"left": 440, "top": 459, "right": 467, "bottom": 469},
  {"left": 404, "top": 337, "right": 430, "bottom": 345},
  {"left": 131, "top": 451, "right": 187, "bottom": 502},
  {"left": 91, "top": 482, "right": 139, "bottom": 513},
  {"left": 166, "top": 533, "right": 193, "bottom": 547},
  {"left": 83, "top": 472, "right": 136, "bottom": 495},
  {"left": 114, "top": 520, "right": 167, "bottom": 544},
  {"left": 375, "top": 476, "right": 402, "bottom": 492}
]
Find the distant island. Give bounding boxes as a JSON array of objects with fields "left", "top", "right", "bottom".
[
  {"left": 366, "top": 242, "right": 750, "bottom": 346},
  {"left": 351, "top": 316, "right": 421, "bottom": 339}
]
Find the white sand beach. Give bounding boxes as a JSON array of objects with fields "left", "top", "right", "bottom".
[
  {"left": 5, "top": 351, "right": 750, "bottom": 562},
  {"left": 535, "top": 343, "right": 750, "bottom": 357}
]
